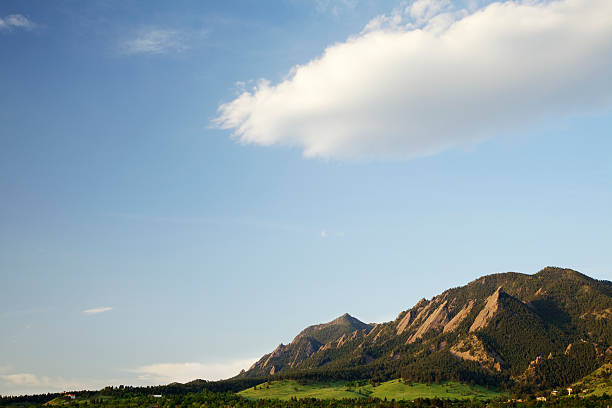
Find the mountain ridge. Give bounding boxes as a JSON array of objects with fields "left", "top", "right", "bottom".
[{"left": 239, "top": 267, "right": 611, "bottom": 389}]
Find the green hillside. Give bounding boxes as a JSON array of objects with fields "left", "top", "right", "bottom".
[
  {"left": 572, "top": 361, "right": 612, "bottom": 396},
  {"left": 42, "top": 396, "right": 71, "bottom": 406},
  {"left": 238, "top": 379, "right": 503, "bottom": 401}
]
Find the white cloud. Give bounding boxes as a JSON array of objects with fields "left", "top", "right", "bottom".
[
  {"left": 129, "top": 359, "right": 257, "bottom": 384},
  {"left": 408, "top": 0, "right": 453, "bottom": 25},
  {"left": 83, "top": 307, "right": 112, "bottom": 315},
  {"left": 0, "top": 372, "right": 118, "bottom": 395},
  {"left": 215, "top": 0, "right": 612, "bottom": 160},
  {"left": 122, "top": 28, "right": 186, "bottom": 55},
  {"left": 0, "top": 14, "right": 36, "bottom": 31},
  {"left": 0, "top": 373, "right": 49, "bottom": 387},
  {"left": 321, "top": 229, "right": 328, "bottom": 238}
]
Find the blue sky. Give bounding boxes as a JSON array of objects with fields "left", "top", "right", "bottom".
[{"left": 1, "top": 0, "right": 611, "bottom": 396}]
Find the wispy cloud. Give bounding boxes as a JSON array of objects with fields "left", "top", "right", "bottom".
[
  {"left": 83, "top": 307, "right": 112, "bottom": 315},
  {"left": 0, "top": 14, "right": 36, "bottom": 31},
  {"left": 129, "top": 359, "right": 257, "bottom": 384},
  {"left": 0, "top": 373, "right": 50, "bottom": 387},
  {"left": 216, "top": 0, "right": 612, "bottom": 160},
  {"left": 315, "top": 0, "right": 357, "bottom": 16},
  {"left": 121, "top": 28, "right": 186, "bottom": 55},
  {"left": 321, "top": 229, "right": 345, "bottom": 238}
]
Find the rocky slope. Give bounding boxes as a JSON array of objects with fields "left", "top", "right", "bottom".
[{"left": 239, "top": 267, "right": 611, "bottom": 388}]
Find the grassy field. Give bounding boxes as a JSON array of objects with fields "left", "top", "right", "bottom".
[
  {"left": 43, "top": 397, "right": 69, "bottom": 406},
  {"left": 238, "top": 379, "right": 503, "bottom": 401},
  {"left": 572, "top": 362, "right": 612, "bottom": 397}
]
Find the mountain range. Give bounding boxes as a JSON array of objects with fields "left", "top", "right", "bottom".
[{"left": 239, "top": 267, "right": 612, "bottom": 389}]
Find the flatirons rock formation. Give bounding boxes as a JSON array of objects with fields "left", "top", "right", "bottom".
[{"left": 239, "top": 267, "right": 611, "bottom": 388}]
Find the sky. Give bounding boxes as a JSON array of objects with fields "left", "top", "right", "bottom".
[{"left": 1, "top": 0, "right": 611, "bottom": 396}]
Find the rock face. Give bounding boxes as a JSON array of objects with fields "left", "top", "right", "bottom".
[
  {"left": 412, "top": 301, "right": 434, "bottom": 326},
  {"left": 408, "top": 300, "right": 449, "bottom": 343},
  {"left": 370, "top": 325, "right": 384, "bottom": 343},
  {"left": 450, "top": 334, "right": 503, "bottom": 372},
  {"left": 444, "top": 300, "right": 475, "bottom": 333},
  {"left": 395, "top": 298, "right": 429, "bottom": 335},
  {"left": 395, "top": 311, "right": 413, "bottom": 335},
  {"left": 470, "top": 287, "right": 504, "bottom": 332}
]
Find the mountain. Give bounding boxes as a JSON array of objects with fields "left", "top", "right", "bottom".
[
  {"left": 239, "top": 267, "right": 612, "bottom": 389},
  {"left": 246, "top": 313, "right": 374, "bottom": 376}
]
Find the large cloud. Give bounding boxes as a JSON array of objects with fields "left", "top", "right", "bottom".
[{"left": 215, "top": 0, "right": 612, "bottom": 160}]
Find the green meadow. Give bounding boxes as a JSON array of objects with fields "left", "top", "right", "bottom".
[
  {"left": 572, "top": 362, "right": 612, "bottom": 397},
  {"left": 238, "top": 379, "right": 503, "bottom": 401}
]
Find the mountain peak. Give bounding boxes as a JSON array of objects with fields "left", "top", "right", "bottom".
[
  {"left": 333, "top": 313, "right": 352, "bottom": 322},
  {"left": 331, "top": 313, "right": 360, "bottom": 325},
  {"left": 243, "top": 313, "right": 373, "bottom": 377},
  {"left": 297, "top": 313, "right": 372, "bottom": 344}
]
